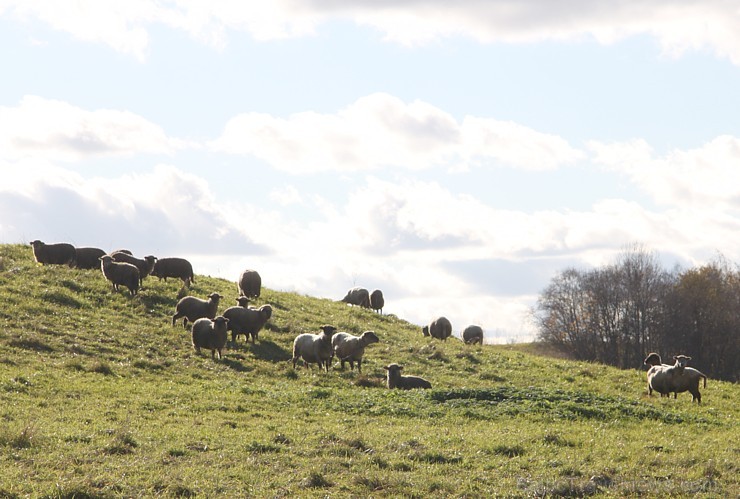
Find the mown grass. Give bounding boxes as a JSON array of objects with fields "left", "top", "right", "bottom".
[{"left": 0, "top": 243, "right": 738, "bottom": 497}]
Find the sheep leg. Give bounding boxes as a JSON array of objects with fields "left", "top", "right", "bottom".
[{"left": 356, "top": 360, "right": 362, "bottom": 373}]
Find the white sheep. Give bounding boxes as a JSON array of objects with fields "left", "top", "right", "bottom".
[
  {"left": 222, "top": 303, "right": 273, "bottom": 344},
  {"left": 99, "top": 255, "right": 140, "bottom": 296},
  {"left": 172, "top": 292, "right": 223, "bottom": 329},
  {"left": 341, "top": 287, "right": 371, "bottom": 308},
  {"left": 422, "top": 316, "right": 452, "bottom": 341},
  {"left": 191, "top": 316, "right": 229, "bottom": 359},
  {"left": 384, "top": 363, "right": 432, "bottom": 390},
  {"left": 331, "top": 331, "right": 380, "bottom": 373},
  {"left": 292, "top": 325, "right": 337, "bottom": 372},
  {"left": 644, "top": 353, "right": 707, "bottom": 404},
  {"left": 462, "top": 325, "right": 484, "bottom": 345}
]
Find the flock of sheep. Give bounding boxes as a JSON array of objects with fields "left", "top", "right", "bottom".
[{"left": 28, "top": 240, "right": 709, "bottom": 399}]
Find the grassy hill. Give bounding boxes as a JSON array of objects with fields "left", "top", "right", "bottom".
[{"left": 0, "top": 243, "right": 737, "bottom": 497}]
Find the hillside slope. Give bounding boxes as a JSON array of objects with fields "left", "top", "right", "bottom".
[{"left": 0, "top": 244, "right": 737, "bottom": 497}]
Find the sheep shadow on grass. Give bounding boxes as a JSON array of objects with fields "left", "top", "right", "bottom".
[{"left": 247, "top": 340, "right": 292, "bottom": 363}]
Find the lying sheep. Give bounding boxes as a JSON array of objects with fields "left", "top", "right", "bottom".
[
  {"left": 110, "top": 251, "right": 157, "bottom": 285},
  {"left": 222, "top": 303, "right": 273, "bottom": 344},
  {"left": 172, "top": 292, "right": 223, "bottom": 329},
  {"left": 644, "top": 353, "right": 708, "bottom": 404},
  {"left": 422, "top": 316, "right": 452, "bottom": 341},
  {"left": 462, "top": 325, "right": 484, "bottom": 345},
  {"left": 30, "top": 240, "right": 76, "bottom": 267},
  {"left": 74, "top": 247, "right": 106, "bottom": 270},
  {"left": 151, "top": 257, "right": 195, "bottom": 287},
  {"left": 384, "top": 363, "right": 432, "bottom": 390},
  {"left": 370, "top": 289, "right": 384, "bottom": 314},
  {"left": 331, "top": 331, "right": 380, "bottom": 373},
  {"left": 292, "top": 325, "right": 337, "bottom": 371},
  {"left": 341, "top": 287, "right": 371, "bottom": 308},
  {"left": 99, "top": 255, "right": 140, "bottom": 296},
  {"left": 191, "top": 316, "right": 229, "bottom": 359},
  {"left": 238, "top": 269, "right": 262, "bottom": 299}
]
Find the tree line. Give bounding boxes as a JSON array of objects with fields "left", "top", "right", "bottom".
[{"left": 534, "top": 245, "right": 739, "bottom": 382}]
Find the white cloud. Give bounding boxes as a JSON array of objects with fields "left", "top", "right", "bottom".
[
  {"left": 0, "top": 96, "right": 184, "bottom": 162},
  {"left": 211, "top": 93, "right": 583, "bottom": 173},
  {"left": 590, "top": 135, "right": 740, "bottom": 208},
  {"left": 2, "top": 1, "right": 740, "bottom": 64}
]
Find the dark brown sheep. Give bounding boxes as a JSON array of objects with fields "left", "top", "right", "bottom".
[
  {"left": 191, "top": 316, "right": 229, "bottom": 359},
  {"left": 151, "top": 257, "right": 195, "bottom": 287},
  {"left": 370, "top": 289, "right": 384, "bottom": 314},
  {"left": 172, "top": 292, "right": 223, "bottom": 329},
  {"left": 238, "top": 269, "right": 262, "bottom": 299},
  {"left": 74, "top": 247, "right": 106, "bottom": 270},
  {"left": 99, "top": 255, "right": 140, "bottom": 296},
  {"left": 110, "top": 251, "right": 156, "bottom": 285},
  {"left": 341, "top": 287, "right": 371, "bottom": 308},
  {"left": 30, "top": 240, "right": 76, "bottom": 267},
  {"left": 422, "top": 316, "right": 452, "bottom": 341}
]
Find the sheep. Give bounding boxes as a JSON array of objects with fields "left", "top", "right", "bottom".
[
  {"left": 238, "top": 269, "right": 262, "bottom": 299},
  {"left": 29, "top": 240, "right": 76, "bottom": 267},
  {"left": 292, "top": 325, "right": 337, "bottom": 372},
  {"left": 110, "top": 251, "right": 157, "bottom": 285},
  {"left": 172, "top": 292, "right": 223, "bottom": 329},
  {"left": 191, "top": 316, "right": 229, "bottom": 359},
  {"left": 644, "top": 353, "right": 708, "bottom": 404},
  {"left": 462, "top": 325, "right": 484, "bottom": 345},
  {"left": 331, "top": 331, "right": 380, "bottom": 373},
  {"left": 99, "top": 255, "right": 140, "bottom": 296},
  {"left": 74, "top": 247, "right": 106, "bottom": 270},
  {"left": 370, "top": 289, "right": 384, "bottom": 314},
  {"left": 341, "top": 287, "right": 371, "bottom": 308},
  {"left": 422, "top": 316, "right": 452, "bottom": 341},
  {"left": 151, "top": 257, "right": 195, "bottom": 287},
  {"left": 384, "top": 363, "right": 432, "bottom": 390},
  {"left": 222, "top": 303, "right": 273, "bottom": 344}
]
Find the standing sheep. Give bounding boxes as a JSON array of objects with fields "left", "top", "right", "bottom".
[
  {"left": 238, "top": 269, "right": 262, "bottom": 299},
  {"left": 644, "top": 353, "right": 708, "bottom": 404},
  {"left": 172, "top": 292, "right": 223, "bottom": 329},
  {"left": 222, "top": 304, "right": 273, "bottom": 344},
  {"left": 74, "top": 247, "right": 106, "bottom": 270},
  {"left": 99, "top": 255, "right": 140, "bottom": 296},
  {"left": 151, "top": 257, "right": 195, "bottom": 287},
  {"left": 341, "top": 287, "right": 371, "bottom": 308},
  {"left": 30, "top": 240, "right": 76, "bottom": 267},
  {"left": 384, "top": 363, "right": 432, "bottom": 390},
  {"left": 370, "top": 289, "right": 385, "bottom": 314},
  {"left": 422, "top": 316, "right": 452, "bottom": 341},
  {"left": 292, "top": 325, "right": 337, "bottom": 372},
  {"left": 331, "top": 331, "right": 380, "bottom": 373},
  {"left": 110, "top": 251, "right": 157, "bottom": 286},
  {"left": 462, "top": 325, "right": 484, "bottom": 345},
  {"left": 191, "top": 316, "right": 229, "bottom": 359}
]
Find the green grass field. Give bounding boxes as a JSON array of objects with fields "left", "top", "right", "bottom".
[{"left": 0, "top": 243, "right": 737, "bottom": 497}]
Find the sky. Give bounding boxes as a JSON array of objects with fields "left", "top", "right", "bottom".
[{"left": 1, "top": 1, "right": 740, "bottom": 343}]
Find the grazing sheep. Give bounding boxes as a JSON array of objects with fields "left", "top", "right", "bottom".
[
  {"left": 384, "top": 363, "right": 432, "bottom": 390},
  {"left": 151, "top": 257, "right": 195, "bottom": 286},
  {"left": 74, "top": 247, "right": 106, "bottom": 270},
  {"left": 370, "top": 289, "right": 384, "bottom": 314},
  {"left": 172, "top": 292, "right": 223, "bottom": 329},
  {"left": 99, "top": 255, "right": 140, "bottom": 296},
  {"left": 110, "top": 251, "right": 157, "bottom": 285},
  {"left": 331, "top": 331, "right": 380, "bottom": 373},
  {"left": 462, "top": 325, "right": 484, "bottom": 345},
  {"left": 644, "top": 353, "right": 708, "bottom": 404},
  {"left": 422, "top": 317, "right": 452, "bottom": 341},
  {"left": 30, "top": 240, "right": 76, "bottom": 267},
  {"left": 292, "top": 325, "right": 337, "bottom": 372},
  {"left": 191, "top": 316, "right": 229, "bottom": 359},
  {"left": 222, "top": 304, "right": 273, "bottom": 344},
  {"left": 341, "top": 287, "right": 371, "bottom": 308},
  {"left": 238, "top": 269, "right": 262, "bottom": 299}
]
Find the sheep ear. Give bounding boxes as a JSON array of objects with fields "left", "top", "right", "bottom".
[
  {"left": 686, "top": 356, "right": 691, "bottom": 360},
  {"left": 383, "top": 366, "right": 389, "bottom": 370}
]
